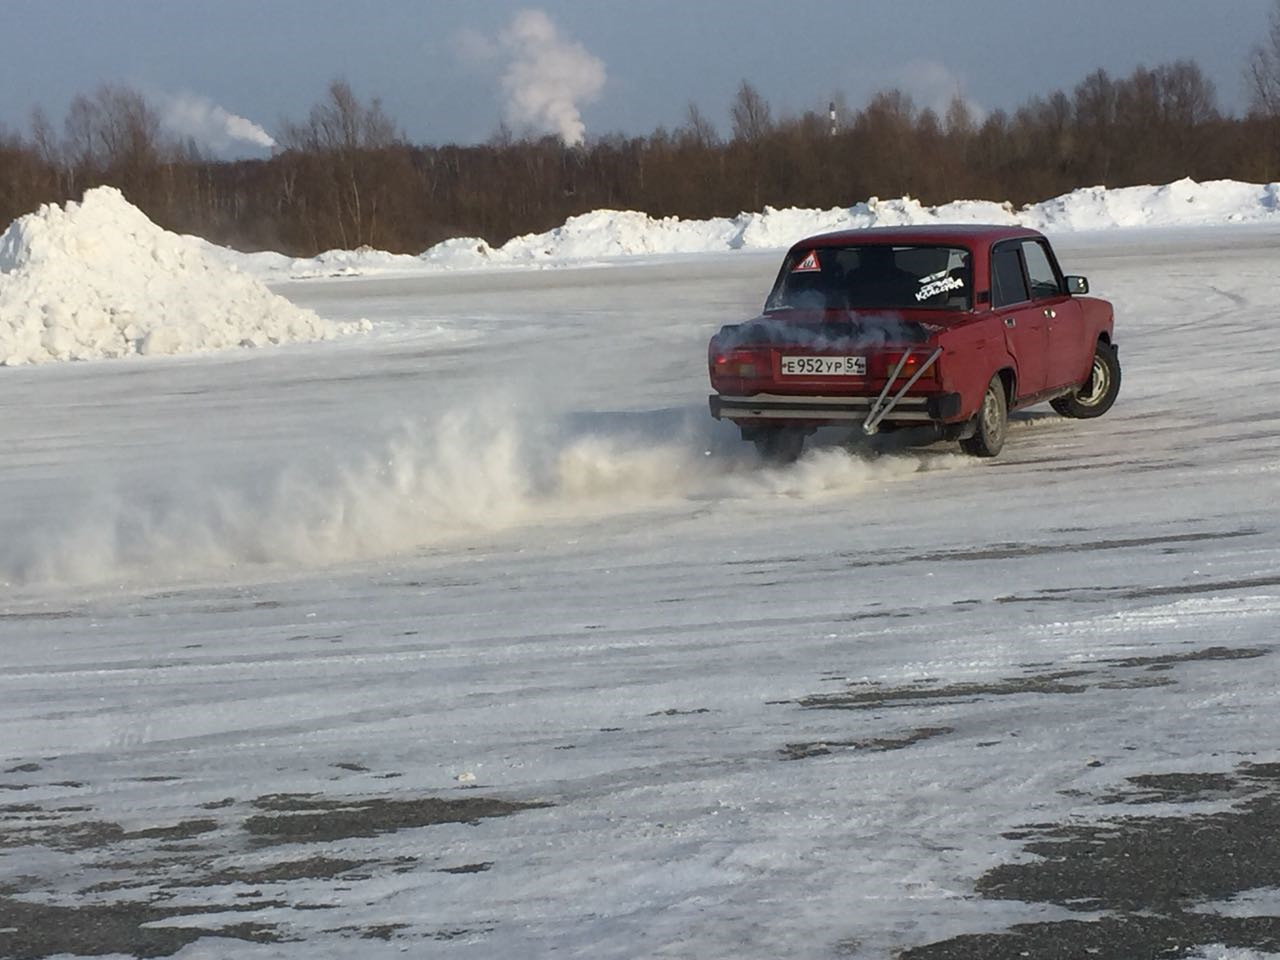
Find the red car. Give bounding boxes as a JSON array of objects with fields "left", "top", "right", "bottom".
[{"left": 708, "top": 225, "right": 1120, "bottom": 460}]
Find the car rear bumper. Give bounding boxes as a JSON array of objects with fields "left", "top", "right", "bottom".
[{"left": 709, "top": 392, "right": 963, "bottom": 423}]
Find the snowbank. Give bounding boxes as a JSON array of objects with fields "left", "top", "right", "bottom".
[
  {"left": 0, "top": 187, "right": 363, "bottom": 365},
  {"left": 226, "top": 177, "right": 1280, "bottom": 280},
  {"left": 4, "top": 179, "right": 1276, "bottom": 360}
]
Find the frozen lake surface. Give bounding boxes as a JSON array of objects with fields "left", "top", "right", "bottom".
[{"left": 2, "top": 226, "right": 1279, "bottom": 959}]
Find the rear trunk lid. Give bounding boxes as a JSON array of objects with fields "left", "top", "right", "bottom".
[{"left": 709, "top": 311, "right": 944, "bottom": 395}]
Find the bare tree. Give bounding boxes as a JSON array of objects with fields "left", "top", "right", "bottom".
[
  {"left": 0, "top": 128, "right": 60, "bottom": 226},
  {"left": 50, "top": 84, "right": 174, "bottom": 210},
  {"left": 850, "top": 90, "right": 919, "bottom": 195},
  {"left": 1072, "top": 69, "right": 1117, "bottom": 180},
  {"left": 1073, "top": 70, "right": 1116, "bottom": 126},
  {"left": 63, "top": 94, "right": 98, "bottom": 172},
  {"left": 488, "top": 120, "right": 515, "bottom": 148},
  {"left": 29, "top": 107, "right": 59, "bottom": 167},
  {"left": 280, "top": 78, "right": 398, "bottom": 153},
  {"left": 861, "top": 89, "right": 917, "bottom": 130},
  {"left": 944, "top": 96, "right": 977, "bottom": 138},
  {"left": 730, "top": 81, "right": 773, "bottom": 143},
  {"left": 278, "top": 79, "right": 405, "bottom": 249},
  {"left": 62, "top": 85, "right": 165, "bottom": 175},
  {"left": 679, "top": 101, "right": 720, "bottom": 149},
  {"left": 1156, "top": 60, "right": 1218, "bottom": 127},
  {"left": 1247, "top": 0, "right": 1280, "bottom": 117}
]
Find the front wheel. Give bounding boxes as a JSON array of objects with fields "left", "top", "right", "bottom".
[
  {"left": 959, "top": 375, "right": 1008, "bottom": 458},
  {"left": 1051, "top": 341, "right": 1121, "bottom": 419}
]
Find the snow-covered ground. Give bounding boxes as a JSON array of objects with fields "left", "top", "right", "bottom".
[{"left": 2, "top": 189, "right": 1280, "bottom": 958}]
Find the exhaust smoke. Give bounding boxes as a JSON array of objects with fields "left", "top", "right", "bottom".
[{"left": 715, "top": 312, "right": 933, "bottom": 352}]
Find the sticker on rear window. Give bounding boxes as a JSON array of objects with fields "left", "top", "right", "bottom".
[
  {"left": 791, "top": 250, "right": 821, "bottom": 272},
  {"left": 916, "top": 275, "right": 965, "bottom": 301}
]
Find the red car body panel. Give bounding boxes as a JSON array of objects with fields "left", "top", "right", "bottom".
[{"left": 708, "top": 225, "right": 1115, "bottom": 435}]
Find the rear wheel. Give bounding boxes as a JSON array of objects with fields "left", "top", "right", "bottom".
[
  {"left": 959, "top": 376, "right": 1008, "bottom": 458},
  {"left": 1051, "top": 341, "right": 1121, "bottom": 419},
  {"left": 752, "top": 427, "right": 806, "bottom": 463}
]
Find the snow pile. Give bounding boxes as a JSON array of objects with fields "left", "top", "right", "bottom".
[
  {"left": 271, "top": 245, "right": 424, "bottom": 279},
  {"left": 500, "top": 209, "right": 743, "bottom": 261},
  {"left": 1029, "top": 178, "right": 1280, "bottom": 230},
  {"left": 0, "top": 187, "right": 362, "bottom": 365},
  {"left": 229, "top": 177, "right": 1280, "bottom": 280}
]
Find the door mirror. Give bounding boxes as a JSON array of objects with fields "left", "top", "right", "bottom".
[{"left": 1065, "top": 275, "right": 1089, "bottom": 295}]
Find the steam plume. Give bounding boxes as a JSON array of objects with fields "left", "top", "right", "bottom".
[
  {"left": 894, "top": 60, "right": 986, "bottom": 122},
  {"left": 498, "top": 9, "right": 605, "bottom": 147},
  {"left": 160, "top": 93, "right": 276, "bottom": 155}
]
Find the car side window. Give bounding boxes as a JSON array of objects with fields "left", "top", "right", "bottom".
[
  {"left": 1022, "top": 241, "right": 1062, "bottom": 300},
  {"left": 991, "top": 245, "right": 1028, "bottom": 307}
]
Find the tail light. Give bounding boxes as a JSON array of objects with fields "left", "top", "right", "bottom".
[
  {"left": 711, "top": 348, "right": 771, "bottom": 380},
  {"left": 872, "top": 351, "right": 938, "bottom": 383}
]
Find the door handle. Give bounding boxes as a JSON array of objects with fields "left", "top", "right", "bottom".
[
  {"left": 1043, "top": 308, "right": 1057, "bottom": 319},
  {"left": 1004, "top": 317, "right": 1016, "bottom": 328}
]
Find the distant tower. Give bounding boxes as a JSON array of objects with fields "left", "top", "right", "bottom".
[{"left": 829, "top": 101, "right": 838, "bottom": 137}]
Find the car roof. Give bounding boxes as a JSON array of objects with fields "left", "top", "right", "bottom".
[{"left": 794, "top": 223, "right": 1043, "bottom": 248}]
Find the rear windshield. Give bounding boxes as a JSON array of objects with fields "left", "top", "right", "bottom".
[{"left": 766, "top": 244, "right": 972, "bottom": 312}]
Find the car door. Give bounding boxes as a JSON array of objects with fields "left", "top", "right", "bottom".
[
  {"left": 990, "top": 241, "right": 1048, "bottom": 400},
  {"left": 1020, "top": 239, "right": 1087, "bottom": 390}
]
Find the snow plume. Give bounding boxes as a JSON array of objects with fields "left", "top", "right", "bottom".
[
  {"left": 159, "top": 92, "right": 276, "bottom": 156},
  {"left": 0, "top": 402, "right": 962, "bottom": 587},
  {"left": 498, "top": 9, "right": 606, "bottom": 147}
]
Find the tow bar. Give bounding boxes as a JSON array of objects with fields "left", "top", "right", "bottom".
[{"left": 862, "top": 347, "right": 943, "bottom": 435}]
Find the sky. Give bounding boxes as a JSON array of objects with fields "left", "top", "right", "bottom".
[{"left": 0, "top": 0, "right": 1274, "bottom": 157}]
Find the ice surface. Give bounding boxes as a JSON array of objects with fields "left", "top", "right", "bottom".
[{"left": 1, "top": 202, "right": 1279, "bottom": 959}]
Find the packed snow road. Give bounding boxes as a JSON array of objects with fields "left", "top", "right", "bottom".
[{"left": 2, "top": 227, "right": 1279, "bottom": 959}]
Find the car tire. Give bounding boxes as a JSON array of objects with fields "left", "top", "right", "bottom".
[
  {"left": 753, "top": 427, "right": 806, "bottom": 463},
  {"left": 959, "top": 376, "right": 1007, "bottom": 458},
  {"left": 1050, "top": 341, "right": 1121, "bottom": 419}
]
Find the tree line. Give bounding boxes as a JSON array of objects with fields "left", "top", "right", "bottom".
[{"left": 2, "top": 50, "right": 1279, "bottom": 258}]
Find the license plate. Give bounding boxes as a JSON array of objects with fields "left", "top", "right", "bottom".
[{"left": 780, "top": 355, "right": 866, "bottom": 376}]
